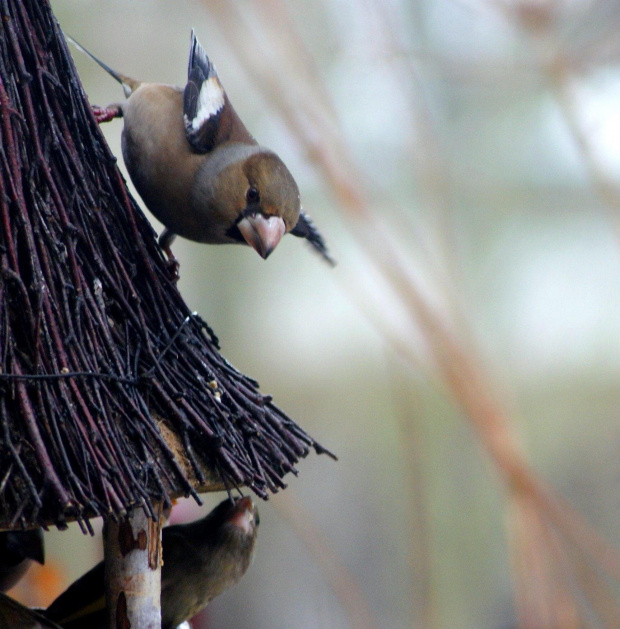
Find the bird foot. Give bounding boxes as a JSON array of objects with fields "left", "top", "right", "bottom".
[
  {"left": 92, "top": 105, "right": 122, "bottom": 123},
  {"left": 158, "top": 229, "right": 180, "bottom": 282},
  {"left": 163, "top": 247, "right": 180, "bottom": 282}
]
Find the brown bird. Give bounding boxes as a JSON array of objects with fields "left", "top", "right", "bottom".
[
  {"left": 68, "top": 32, "right": 334, "bottom": 266},
  {"left": 45, "top": 496, "right": 259, "bottom": 629},
  {"left": 0, "top": 529, "right": 45, "bottom": 593}
]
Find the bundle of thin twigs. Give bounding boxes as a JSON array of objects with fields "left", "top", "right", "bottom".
[{"left": 0, "top": 0, "right": 331, "bottom": 533}]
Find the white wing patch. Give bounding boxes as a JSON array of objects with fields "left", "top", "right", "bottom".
[{"left": 186, "top": 76, "right": 225, "bottom": 132}]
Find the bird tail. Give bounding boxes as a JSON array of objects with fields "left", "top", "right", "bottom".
[
  {"left": 291, "top": 211, "right": 336, "bottom": 266},
  {"left": 65, "top": 34, "right": 141, "bottom": 98}
]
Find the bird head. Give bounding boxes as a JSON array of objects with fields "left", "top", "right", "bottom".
[
  {"left": 209, "top": 496, "right": 260, "bottom": 541},
  {"left": 234, "top": 151, "right": 301, "bottom": 259},
  {"left": 192, "top": 146, "right": 301, "bottom": 257}
]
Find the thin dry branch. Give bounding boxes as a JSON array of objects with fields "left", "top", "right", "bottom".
[{"left": 0, "top": 0, "right": 333, "bottom": 531}]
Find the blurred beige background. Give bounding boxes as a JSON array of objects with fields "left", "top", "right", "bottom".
[{"left": 10, "top": 0, "right": 620, "bottom": 627}]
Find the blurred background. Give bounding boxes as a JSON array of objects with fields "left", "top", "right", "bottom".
[{"left": 9, "top": 0, "right": 620, "bottom": 627}]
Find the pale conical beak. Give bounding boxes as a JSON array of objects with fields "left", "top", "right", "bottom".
[
  {"left": 228, "top": 497, "right": 256, "bottom": 534},
  {"left": 237, "top": 215, "right": 286, "bottom": 259}
]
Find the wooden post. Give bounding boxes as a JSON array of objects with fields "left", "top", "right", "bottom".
[{"left": 103, "top": 504, "right": 164, "bottom": 629}]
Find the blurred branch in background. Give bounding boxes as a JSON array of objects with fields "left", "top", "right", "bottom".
[
  {"left": 201, "top": 0, "right": 620, "bottom": 627},
  {"left": 274, "top": 491, "right": 379, "bottom": 629},
  {"left": 498, "top": 0, "right": 620, "bottom": 242},
  {"left": 388, "top": 361, "right": 436, "bottom": 629}
]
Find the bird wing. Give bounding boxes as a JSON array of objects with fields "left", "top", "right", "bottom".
[
  {"left": 45, "top": 561, "right": 105, "bottom": 627},
  {"left": 183, "top": 30, "right": 254, "bottom": 153},
  {"left": 291, "top": 212, "right": 335, "bottom": 266},
  {"left": 183, "top": 30, "right": 227, "bottom": 153},
  {"left": 0, "top": 593, "right": 63, "bottom": 629}
]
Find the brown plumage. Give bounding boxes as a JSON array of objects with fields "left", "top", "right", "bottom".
[
  {"left": 45, "top": 496, "right": 259, "bottom": 629},
  {"left": 67, "top": 31, "right": 334, "bottom": 265}
]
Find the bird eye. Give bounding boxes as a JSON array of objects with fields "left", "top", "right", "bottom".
[{"left": 246, "top": 186, "right": 260, "bottom": 204}]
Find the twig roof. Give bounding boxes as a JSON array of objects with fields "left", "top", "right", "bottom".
[{"left": 0, "top": 0, "right": 332, "bottom": 532}]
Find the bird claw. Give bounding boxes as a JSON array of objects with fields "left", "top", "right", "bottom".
[
  {"left": 158, "top": 229, "right": 180, "bottom": 281},
  {"left": 163, "top": 247, "right": 180, "bottom": 282},
  {"left": 165, "top": 257, "right": 180, "bottom": 282},
  {"left": 92, "top": 105, "right": 122, "bottom": 123}
]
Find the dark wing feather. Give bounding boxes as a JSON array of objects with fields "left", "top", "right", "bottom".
[
  {"left": 291, "top": 212, "right": 335, "bottom": 266},
  {"left": 45, "top": 561, "right": 106, "bottom": 628},
  {"left": 0, "top": 593, "right": 63, "bottom": 629},
  {"left": 183, "top": 30, "right": 226, "bottom": 154}
]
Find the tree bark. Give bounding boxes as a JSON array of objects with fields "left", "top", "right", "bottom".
[{"left": 104, "top": 505, "right": 164, "bottom": 629}]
